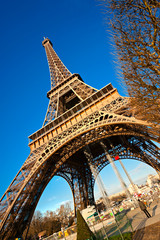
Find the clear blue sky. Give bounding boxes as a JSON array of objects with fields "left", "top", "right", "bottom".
[{"left": 0, "top": 0, "right": 157, "bottom": 213}]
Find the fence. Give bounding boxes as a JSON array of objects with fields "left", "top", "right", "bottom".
[
  {"left": 89, "top": 210, "right": 133, "bottom": 240},
  {"left": 43, "top": 225, "right": 77, "bottom": 240}
]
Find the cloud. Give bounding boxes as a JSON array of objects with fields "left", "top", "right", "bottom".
[
  {"left": 128, "top": 162, "right": 144, "bottom": 176},
  {"left": 48, "top": 196, "right": 56, "bottom": 202},
  {"left": 55, "top": 177, "right": 61, "bottom": 182}
]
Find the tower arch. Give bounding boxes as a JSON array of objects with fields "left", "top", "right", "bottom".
[{"left": 0, "top": 38, "right": 159, "bottom": 239}]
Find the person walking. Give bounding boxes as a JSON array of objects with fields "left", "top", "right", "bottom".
[{"left": 138, "top": 199, "right": 151, "bottom": 218}]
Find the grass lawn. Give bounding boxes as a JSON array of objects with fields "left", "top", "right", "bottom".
[{"left": 104, "top": 232, "right": 133, "bottom": 240}]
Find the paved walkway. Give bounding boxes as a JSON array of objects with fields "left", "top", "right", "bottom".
[
  {"left": 100, "top": 200, "right": 160, "bottom": 239},
  {"left": 127, "top": 200, "right": 160, "bottom": 239},
  {"left": 133, "top": 221, "right": 160, "bottom": 240},
  {"left": 91, "top": 200, "right": 160, "bottom": 239}
]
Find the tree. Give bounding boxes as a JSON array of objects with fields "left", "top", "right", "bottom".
[
  {"left": 23, "top": 203, "right": 73, "bottom": 239},
  {"left": 104, "top": 0, "right": 160, "bottom": 127},
  {"left": 110, "top": 193, "right": 127, "bottom": 202},
  {"left": 57, "top": 202, "right": 72, "bottom": 226},
  {"left": 76, "top": 209, "right": 96, "bottom": 240},
  {"left": 43, "top": 211, "right": 61, "bottom": 236},
  {"left": 23, "top": 210, "right": 61, "bottom": 239},
  {"left": 24, "top": 211, "right": 44, "bottom": 239},
  {"left": 96, "top": 201, "right": 106, "bottom": 213}
]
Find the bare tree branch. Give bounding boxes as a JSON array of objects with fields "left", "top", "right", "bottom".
[{"left": 103, "top": 0, "right": 160, "bottom": 126}]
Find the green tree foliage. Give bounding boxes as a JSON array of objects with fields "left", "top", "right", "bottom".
[
  {"left": 104, "top": 0, "right": 160, "bottom": 127},
  {"left": 76, "top": 209, "right": 96, "bottom": 240}
]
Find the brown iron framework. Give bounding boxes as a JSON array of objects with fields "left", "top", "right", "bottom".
[{"left": 0, "top": 38, "right": 160, "bottom": 239}]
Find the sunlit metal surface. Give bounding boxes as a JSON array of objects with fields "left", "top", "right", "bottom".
[{"left": 0, "top": 38, "right": 159, "bottom": 239}]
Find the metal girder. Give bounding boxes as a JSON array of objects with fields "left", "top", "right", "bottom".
[
  {"left": 42, "top": 38, "right": 97, "bottom": 126},
  {"left": 1, "top": 119, "right": 160, "bottom": 238},
  {"left": 42, "top": 38, "right": 72, "bottom": 88},
  {"left": 0, "top": 38, "right": 160, "bottom": 239}
]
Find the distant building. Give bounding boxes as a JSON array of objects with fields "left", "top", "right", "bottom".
[
  {"left": 139, "top": 185, "right": 151, "bottom": 194},
  {"left": 95, "top": 173, "right": 160, "bottom": 211},
  {"left": 147, "top": 174, "right": 159, "bottom": 187},
  {"left": 128, "top": 184, "right": 139, "bottom": 195}
]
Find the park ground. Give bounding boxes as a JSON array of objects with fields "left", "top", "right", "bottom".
[{"left": 70, "top": 199, "right": 160, "bottom": 240}]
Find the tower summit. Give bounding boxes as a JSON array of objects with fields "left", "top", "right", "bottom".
[
  {"left": 42, "top": 37, "right": 72, "bottom": 88},
  {"left": 41, "top": 37, "right": 97, "bottom": 126}
]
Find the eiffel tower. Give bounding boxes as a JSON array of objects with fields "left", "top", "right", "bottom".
[{"left": 0, "top": 38, "right": 160, "bottom": 239}]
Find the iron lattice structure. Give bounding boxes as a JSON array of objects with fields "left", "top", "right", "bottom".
[{"left": 0, "top": 38, "right": 160, "bottom": 239}]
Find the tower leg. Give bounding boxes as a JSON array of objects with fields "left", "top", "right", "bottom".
[
  {"left": 84, "top": 146, "right": 110, "bottom": 210},
  {"left": 72, "top": 169, "right": 95, "bottom": 211}
]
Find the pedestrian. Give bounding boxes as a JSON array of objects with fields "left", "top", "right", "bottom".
[{"left": 138, "top": 199, "right": 151, "bottom": 218}]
